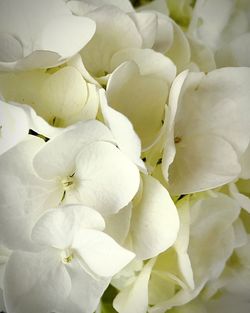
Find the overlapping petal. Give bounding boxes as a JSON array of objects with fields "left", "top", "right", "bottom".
[
  {"left": 107, "top": 61, "right": 169, "bottom": 149},
  {"left": 0, "top": 0, "right": 96, "bottom": 70},
  {"left": 4, "top": 249, "right": 71, "bottom": 313},
  {"left": 129, "top": 174, "right": 179, "bottom": 259},
  {"left": 163, "top": 67, "right": 250, "bottom": 194},
  {"left": 74, "top": 229, "right": 135, "bottom": 277},
  {"left": 72, "top": 141, "right": 140, "bottom": 215}
]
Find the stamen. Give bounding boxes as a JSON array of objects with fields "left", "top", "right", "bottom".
[
  {"left": 61, "top": 249, "right": 74, "bottom": 264},
  {"left": 62, "top": 176, "right": 74, "bottom": 190},
  {"left": 174, "top": 136, "right": 181, "bottom": 144}
]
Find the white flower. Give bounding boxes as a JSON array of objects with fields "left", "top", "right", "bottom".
[
  {"left": 162, "top": 67, "right": 250, "bottom": 195},
  {"left": 188, "top": 0, "right": 250, "bottom": 67},
  {"left": 148, "top": 193, "right": 241, "bottom": 313},
  {"left": 113, "top": 259, "right": 156, "bottom": 313},
  {"left": 0, "top": 100, "right": 61, "bottom": 155},
  {"left": 80, "top": 5, "right": 142, "bottom": 78},
  {"left": 99, "top": 88, "right": 146, "bottom": 172},
  {"left": 127, "top": 174, "right": 179, "bottom": 260},
  {"left": 3, "top": 205, "right": 135, "bottom": 313},
  {"left": 106, "top": 54, "right": 175, "bottom": 150},
  {"left": 0, "top": 245, "right": 11, "bottom": 313},
  {"left": 0, "top": 136, "right": 59, "bottom": 250},
  {"left": 0, "top": 66, "right": 99, "bottom": 127},
  {"left": 0, "top": 0, "right": 96, "bottom": 71},
  {"left": 32, "top": 120, "right": 140, "bottom": 215},
  {"left": 0, "top": 120, "right": 140, "bottom": 250}
]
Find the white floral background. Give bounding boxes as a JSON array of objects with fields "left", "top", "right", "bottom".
[{"left": 0, "top": 0, "right": 250, "bottom": 313}]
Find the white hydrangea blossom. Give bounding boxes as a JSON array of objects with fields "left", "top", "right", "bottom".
[{"left": 0, "top": 0, "right": 250, "bottom": 313}]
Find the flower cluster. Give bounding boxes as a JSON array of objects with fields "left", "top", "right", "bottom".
[{"left": 0, "top": 0, "right": 250, "bottom": 313}]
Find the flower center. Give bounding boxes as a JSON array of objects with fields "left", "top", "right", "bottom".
[
  {"left": 61, "top": 249, "right": 74, "bottom": 264},
  {"left": 174, "top": 136, "right": 182, "bottom": 144},
  {"left": 62, "top": 175, "right": 74, "bottom": 191}
]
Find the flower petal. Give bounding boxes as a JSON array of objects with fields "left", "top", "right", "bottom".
[
  {"left": 73, "top": 229, "right": 135, "bottom": 277},
  {"left": 113, "top": 258, "right": 155, "bottom": 313},
  {"left": 110, "top": 48, "right": 176, "bottom": 83},
  {"left": 130, "top": 174, "right": 179, "bottom": 260},
  {"left": 81, "top": 5, "right": 142, "bottom": 76},
  {"left": 0, "top": 100, "right": 29, "bottom": 155},
  {"left": 61, "top": 258, "right": 110, "bottom": 313},
  {"left": 35, "top": 15, "right": 96, "bottom": 62},
  {"left": 0, "top": 136, "right": 61, "bottom": 251},
  {"left": 0, "top": 0, "right": 96, "bottom": 70},
  {"left": 188, "top": 194, "right": 240, "bottom": 285},
  {"left": 105, "top": 203, "right": 132, "bottom": 245},
  {"left": 33, "top": 120, "right": 114, "bottom": 180},
  {"left": 100, "top": 88, "right": 145, "bottom": 171},
  {"left": 107, "top": 61, "right": 168, "bottom": 149},
  {"left": 4, "top": 249, "right": 71, "bottom": 313},
  {"left": 162, "top": 70, "right": 189, "bottom": 181},
  {"left": 168, "top": 134, "right": 241, "bottom": 195},
  {"left": 129, "top": 12, "right": 157, "bottom": 49},
  {"left": 39, "top": 66, "right": 88, "bottom": 127},
  {"left": 31, "top": 205, "right": 105, "bottom": 249},
  {"left": 71, "top": 141, "right": 140, "bottom": 215}
]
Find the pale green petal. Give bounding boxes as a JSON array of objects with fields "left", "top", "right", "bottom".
[
  {"left": 232, "top": 218, "right": 248, "bottom": 248},
  {"left": 67, "top": 53, "right": 100, "bottom": 86},
  {"left": 39, "top": 66, "right": 88, "bottom": 126},
  {"left": 148, "top": 269, "right": 175, "bottom": 305},
  {"left": 0, "top": 70, "right": 49, "bottom": 115},
  {"left": 166, "top": 21, "right": 191, "bottom": 72},
  {"left": 113, "top": 258, "right": 155, "bottom": 313},
  {"left": 107, "top": 61, "right": 168, "bottom": 149},
  {"left": 79, "top": 83, "right": 99, "bottom": 121},
  {"left": 229, "top": 183, "right": 250, "bottom": 213},
  {"left": 100, "top": 88, "right": 145, "bottom": 171},
  {"left": 174, "top": 198, "right": 194, "bottom": 289},
  {"left": 149, "top": 286, "right": 202, "bottom": 313}
]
